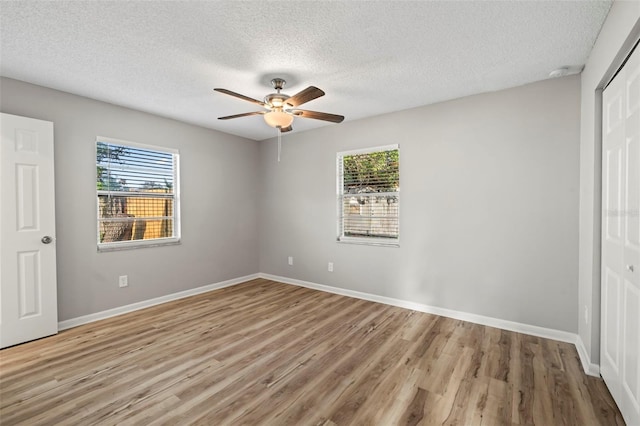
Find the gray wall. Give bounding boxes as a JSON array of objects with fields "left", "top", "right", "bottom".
[
  {"left": 578, "top": 2, "right": 640, "bottom": 364},
  {"left": 0, "top": 77, "right": 260, "bottom": 321},
  {"left": 1, "top": 73, "right": 582, "bottom": 334},
  {"left": 259, "top": 76, "right": 581, "bottom": 332}
]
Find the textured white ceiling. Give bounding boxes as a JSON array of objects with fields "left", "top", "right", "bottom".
[{"left": 0, "top": 1, "right": 611, "bottom": 141}]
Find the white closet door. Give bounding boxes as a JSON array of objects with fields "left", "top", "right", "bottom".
[
  {"left": 0, "top": 113, "right": 58, "bottom": 348},
  {"left": 601, "top": 44, "right": 640, "bottom": 426}
]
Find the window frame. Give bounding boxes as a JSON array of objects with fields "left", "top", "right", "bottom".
[
  {"left": 96, "top": 136, "right": 181, "bottom": 252},
  {"left": 336, "top": 144, "right": 400, "bottom": 247}
]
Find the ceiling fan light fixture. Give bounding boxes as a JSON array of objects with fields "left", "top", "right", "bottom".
[{"left": 264, "top": 110, "right": 293, "bottom": 128}]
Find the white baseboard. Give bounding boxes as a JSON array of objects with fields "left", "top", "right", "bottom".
[
  {"left": 261, "top": 274, "right": 604, "bottom": 376},
  {"left": 575, "top": 335, "right": 601, "bottom": 377},
  {"left": 259, "top": 273, "right": 578, "bottom": 345},
  {"left": 58, "top": 271, "right": 600, "bottom": 378},
  {"left": 57, "top": 273, "right": 260, "bottom": 331}
]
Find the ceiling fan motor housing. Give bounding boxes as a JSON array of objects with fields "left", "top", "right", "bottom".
[
  {"left": 264, "top": 93, "right": 290, "bottom": 109},
  {"left": 265, "top": 78, "right": 290, "bottom": 108}
]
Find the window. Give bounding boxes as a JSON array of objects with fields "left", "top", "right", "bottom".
[
  {"left": 96, "top": 137, "right": 180, "bottom": 250},
  {"left": 337, "top": 145, "right": 399, "bottom": 246}
]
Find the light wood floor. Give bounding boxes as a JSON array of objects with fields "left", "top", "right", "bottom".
[{"left": 0, "top": 278, "right": 623, "bottom": 425}]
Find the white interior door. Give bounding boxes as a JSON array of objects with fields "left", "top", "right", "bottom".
[
  {"left": 601, "top": 45, "right": 640, "bottom": 426},
  {"left": 1, "top": 113, "right": 58, "bottom": 349}
]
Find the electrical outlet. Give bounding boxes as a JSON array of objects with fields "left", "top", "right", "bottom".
[
  {"left": 288, "top": 256, "right": 293, "bottom": 266},
  {"left": 119, "top": 275, "right": 128, "bottom": 288},
  {"left": 328, "top": 262, "right": 334, "bottom": 272}
]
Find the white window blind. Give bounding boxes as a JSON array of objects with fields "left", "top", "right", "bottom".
[
  {"left": 337, "top": 145, "right": 399, "bottom": 245},
  {"left": 96, "top": 137, "right": 180, "bottom": 250}
]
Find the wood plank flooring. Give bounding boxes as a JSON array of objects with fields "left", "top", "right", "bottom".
[{"left": 0, "top": 278, "right": 624, "bottom": 425}]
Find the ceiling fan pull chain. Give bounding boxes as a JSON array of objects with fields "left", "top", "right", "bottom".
[{"left": 277, "top": 127, "right": 282, "bottom": 162}]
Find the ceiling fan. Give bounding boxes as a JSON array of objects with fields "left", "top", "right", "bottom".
[{"left": 214, "top": 78, "right": 344, "bottom": 133}]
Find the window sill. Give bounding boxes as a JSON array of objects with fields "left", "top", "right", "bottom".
[
  {"left": 337, "top": 237, "right": 399, "bottom": 247},
  {"left": 98, "top": 237, "right": 181, "bottom": 252}
]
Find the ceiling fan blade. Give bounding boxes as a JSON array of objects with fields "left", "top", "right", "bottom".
[
  {"left": 285, "top": 86, "right": 325, "bottom": 107},
  {"left": 294, "top": 109, "right": 344, "bottom": 123},
  {"left": 280, "top": 125, "right": 293, "bottom": 133},
  {"left": 214, "top": 88, "right": 265, "bottom": 106},
  {"left": 218, "top": 111, "right": 265, "bottom": 120}
]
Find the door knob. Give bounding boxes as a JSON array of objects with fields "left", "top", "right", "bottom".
[
  {"left": 627, "top": 265, "right": 635, "bottom": 272},
  {"left": 41, "top": 236, "right": 53, "bottom": 244}
]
